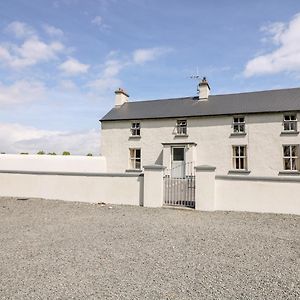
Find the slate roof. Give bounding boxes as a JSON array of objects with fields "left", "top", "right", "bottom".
[{"left": 101, "top": 87, "right": 300, "bottom": 121}]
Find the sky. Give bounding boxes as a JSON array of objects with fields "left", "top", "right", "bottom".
[{"left": 1, "top": 0, "right": 300, "bottom": 155}]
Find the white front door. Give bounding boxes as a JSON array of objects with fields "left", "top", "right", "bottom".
[{"left": 171, "top": 147, "right": 185, "bottom": 178}]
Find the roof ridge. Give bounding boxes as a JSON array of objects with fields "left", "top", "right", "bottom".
[
  {"left": 128, "top": 86, "right": 300, "bottom": 104},
  {"left": 211, "top": 86, "right": 300, "bottom": 97},
  {"left": 130, "top": 96, "right": 197, "bottom": 104}
]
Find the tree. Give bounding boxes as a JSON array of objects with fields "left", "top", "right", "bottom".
[
  {"left": 37, "top": 151, "right": 45, "bottom": 155},
  {"left": 48, "top": 152, "right": 56, "bottom": 155},
  {"left": 62, "top": 151, "right": 70, "bottom": 155},
  {"left": 87, "top": 153, "right": 93, "bottom": 156}
]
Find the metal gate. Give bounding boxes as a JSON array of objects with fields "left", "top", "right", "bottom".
[{"left": 163, "top": 162, "right": 195, "bottom": 208}]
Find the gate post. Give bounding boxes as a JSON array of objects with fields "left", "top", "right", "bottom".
[
  {"left": 143, "top": 165, "right": 165, "bottom": 208},
  {"left": 195, "top": 165, "right": 216, "bottom": 211}
]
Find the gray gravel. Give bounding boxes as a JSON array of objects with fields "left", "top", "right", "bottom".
[{"left": 0, "top": 197, "right": 299, "bottom": 300}]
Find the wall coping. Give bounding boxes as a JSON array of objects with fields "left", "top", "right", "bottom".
[
  {"left": 143, "top": 165, "right": 166, "bottom": 170},
  {"left": 195, "top": 165, "right": 216, "bottom": 171},
  {"left": 216, "top": 174, "right": 300, "bottom": 183},
  {"left": 0, "top": 170, "right": 143, "bottom": 177}
]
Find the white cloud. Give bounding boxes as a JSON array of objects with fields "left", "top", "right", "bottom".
[
  {"left": 43, "top": 24, "right": 64, "bottom": 37},
  {"left": 244, "top": 13, "right": 300, "bottom": 77},
  {"left": 59, "top": 57, "right": 90, "bottom": 75},
  {"left": 132, "top": 47, "right": 172, "bottom": 64},
  {"left": 0, "top": 36, "right": 64, "bottom": 69},
  {"left": 88, "top": 47, "right": 171, "bottom": 92},
  {"left": 5, "top": 21, "right": 35, "bottom": 38},
  {"left": 91, "top": 16, "right": 103, "bottom": 26},
  {"left": 0, "top": 80, "right": 46, "bottom": 107},
  {"left": 87, "top": 59, "right": 123, "bottom": 91},
  {"left": 0, "top": 123, "right": 100, "bottom": 155}
]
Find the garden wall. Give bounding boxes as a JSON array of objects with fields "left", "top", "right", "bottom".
[{"left": 0, "top": 154, "right": 107, "bottom": 173}]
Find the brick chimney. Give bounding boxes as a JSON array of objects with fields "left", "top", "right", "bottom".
[
  {"left": 115, "top": 88, "right": 129, "bottom": 106},
  {"left": 198, "top": 77, "right": 210, "bottom": 101}
]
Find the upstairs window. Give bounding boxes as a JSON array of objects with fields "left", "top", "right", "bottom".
[
  {"left": 283, "top": 145, "right": 299, "bottom": 171},
  {"left": 176, "top": 120, "right": 187, "bottom": 135},
  {"left": 129, "top": 148, "right": 141, "bottom": 169},
  {"left": 233, "top": 116, "right": 245, "bottom": 133},
  {"left": 283, "top": 114, "right": 297, "bottom": 132},
  {"left": 232, "top": 145, "right": 247, "bottom": 170},
  {"left": 131, "top": 122, "right": 140, "bottom": 136}
]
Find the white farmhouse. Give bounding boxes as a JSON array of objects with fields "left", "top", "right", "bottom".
[{"left": 101, "top": 78, "right": 300, "bottom": 178}]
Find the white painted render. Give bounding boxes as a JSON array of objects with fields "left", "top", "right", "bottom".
[
  {"left": 0, "top": 154, "right": 107, "bottom": 173},
  {"left": 214, "top": 177, "right": 300, "bottom": 215},
  {"left": 0, "top": 172, "right": 142, "bottom": 205},
  {"left": 101, "top": 112, "right": 300, "bottom": 176}
]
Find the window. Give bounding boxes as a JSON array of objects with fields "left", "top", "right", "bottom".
[
  {"left": 283, "top": 114, "right": 297, "bottom": 132},
  {"left": 129, "top": 148, "right": 141, "bottom": 169},
  {"left": 176, "top": 120, "right": 187, "bottom": 135},
  {"left": 232, "top": 145, "right": 247, "bottom": 170},
  {"left": 131, "top": 122, "right": 140, "bottom": 136},
  {"left": 283, "top": 145, "right": 299, "bottom": 171},
  {"left": 233, "top": 116, "right": 245, "bottom": 133}
]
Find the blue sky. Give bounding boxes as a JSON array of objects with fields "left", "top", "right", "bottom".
[{"left": 1, "top": 0, "right": 300, "bottom": 154}]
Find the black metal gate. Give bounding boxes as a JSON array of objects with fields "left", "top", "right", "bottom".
[{"left": 163, "top": 162, "right": 195, "bottom": 208}]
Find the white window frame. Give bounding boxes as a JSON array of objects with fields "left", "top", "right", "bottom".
[
  {"left": 283, "top": 114, "right": 297, "bottom": 132},
  {"left": 131, "top": 122, "right": 141, "bottom": 136},
  {"left": 232, "top": 116, "right": 245, "bottom": 133},
  {"left": 129, "top": 148, "right": 141, "bottom": 169},
  {"left": 176, "top": 119, "right": 187, "bottom": 135},
  {"left": 283, "top": 144, "right": 299, "bottom": 171},
  {"left": 232, "top": 145, "right": 247, "bottom": 170}
]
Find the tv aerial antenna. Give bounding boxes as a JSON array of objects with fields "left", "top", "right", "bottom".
[{"left": 189, "top": 67, "right": 201, "bottom": 80}]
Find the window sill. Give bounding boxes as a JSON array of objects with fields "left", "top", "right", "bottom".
[
  {"left": 125, "top": 169, "right": 142, "bottom": 173},
  {"left": 228, "top": 170, "right": 251, "bottom": 175},
  {"left": 280, "top": 131, "right": 299, "bottom": 136},
  {"left": 175, "top": 134, "right": 189, "bottom": 137},
  {"left": 278, "top": 171, "right": 300, "bottom": 176},
  {"left": 230, "top": 132, "right": 247, "bottom": 137},
  {"left": 129, "top": 135, "right": 141, "bottom": 139}
]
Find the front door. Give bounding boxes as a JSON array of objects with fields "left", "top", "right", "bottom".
[{"left": 171, "top": 147, "right": 185, "bottom": 178}]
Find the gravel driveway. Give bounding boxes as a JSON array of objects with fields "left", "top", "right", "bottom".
[{"left": 0, "top": 197, "right": 299, "bottom": 300}]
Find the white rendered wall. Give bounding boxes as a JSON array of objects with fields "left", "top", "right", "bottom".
[
  {"left": 215, "top": 177, "right": 300, "bottom": 215},
  {"left": 0, "top": 154, "right": 107, "bottom": 173},
  {"left": 0, "top": 172, "right": 142, "bottom": 205},
  {"left": 101, "top": 112, "right": 300, "bottom": 176}
]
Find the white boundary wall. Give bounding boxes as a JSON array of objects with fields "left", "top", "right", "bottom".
[
  {"left": 215, "top": 176, "right": 300, "bottom": 215},
  {"left": 0, "top": 171, "right": 143, "bottom": 206},
  {"left": 0, "top": 154, "right": 107, "bottom": 173},
  {"left": 195, "top": 166, "right": 300, "bottom": 215}
]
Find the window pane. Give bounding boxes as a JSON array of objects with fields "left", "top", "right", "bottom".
[
  {"left": 240, "top": 147, "right": 245, "bottom": 156},
  {"left": 291, "top": 115, "right": 296, "bottom": 121},
  {"left": 292, "top": 158, "right": 297, "bottom": 170},
  {"left": 283, "top": 146, "right": 290, "bottom": 156},
  {"left": 291, "top": 122, "right": 297, "bottom": 131},
  {"left": 235, "top": 158, "right": 240, "bottom": 169},
  {"left": 284, "top": 158, "right": 290, "bottom": 170},
  {"left": 136, "top": 149, "right": 141, "bottom": 158},
  {"left": 233, "top": 125, "right": 239, "bottom": 132},
  {"left": 291, "top": 146, "right": 297, "bottom": 156},
  {"left": 239, "top": 124, "right": 245, "bottom": 132},
  {"left": 136, "top": 160, "right": 141, "bottom": 169},
  {"left": 173, "top": 148, "right": 184, "bottom": 161},
  {"left": 283, "top": 123, "right": 289, "bottom": 131},
  {"left": 240, "top": 158, "right": 244, "bottom": 169}
]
